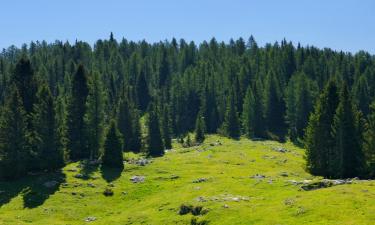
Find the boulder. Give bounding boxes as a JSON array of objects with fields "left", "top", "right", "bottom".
[
  {"left": 130, "top": 176, "right": 145, "bottom": 183},
  {"left": 193, "top": 178, "right": 208, "bottom": 183},
  {"left": 85, "top": 216, "right": 96, "bottom": 222}
]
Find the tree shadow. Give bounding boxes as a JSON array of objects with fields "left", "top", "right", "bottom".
[
  {"left": 100, "top": 166, "right": 123, "bottom": 183},
  {"left": 0, "top": 170, "right": 66, "bottom": 209},
  {"left": 77, "top": 160, "right": 100, "bottom": 180}
]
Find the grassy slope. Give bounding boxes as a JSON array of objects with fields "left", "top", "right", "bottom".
[{"left": 0, "top": 135, "right": 375, "bottom": 225}]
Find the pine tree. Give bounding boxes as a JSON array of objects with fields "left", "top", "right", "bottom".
[
  {"left": 161, "top": 106, "right": 172, "bottom": 149},
  {"left": 305, "top": 80, "right": 339, "bottom": 177},
  {"left": 102, "top": 120, "right": 123, "bottom": 169},
  {"left": 0, "top": 88, "right": 29, "bottom": 180},
  {"left": 130, "top": 108, "right": 142, "bottom": 153},
  {"left": 136, "top": 66, "right": 150, "bottom": 112},
  {"left": 222, "top": 89, "right": 240, "bottom": 139},
  {"left": 264, "top": 70, "right": 286, "bottom": 137},
  {"left": 331, "top": 83, "right": 365, "bottom": 178},
  {"left": 33, "top": 83, "right": 64, "bottom": 170},
  {"left": 195, "top": 113, "right": 205, "bottom": 144},
  {"left": 86, "top": 71, "right": 105, "bottom": 160},
  {"left": 117, "top": 98, "right": 133, "bottom": 151},
  {"left": 146, "top": 104, "right": 164, "bottom": 156},
  {"left": 364, "top": 102, "right": 375, "bottom": 177},
  {"left": 66, "top": 65, "right": 89, "bottom": 160}
]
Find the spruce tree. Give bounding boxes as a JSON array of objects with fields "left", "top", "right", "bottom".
[
  {"left": 264, "top": 70, "right": 286, "bottom": 137},
  {"left": 305, "top": 80, "right": 339, "bottom": 177},
  {"left": 130, "top": 108, "right": 142, "bottom": 153},
  {"left": 86, "top": 71, "right": 105, "bottom": 160},
  {"left": 136, "top": 66, "right": 150, "bottom": 112},
  {"left": 33, "top": 83, "right": 64, "bottom": 170},
  {"left": 331, "top": 83, "right": 365, "bottom": 178},
  {"left": 195, "top": 113, "right": 205, "bottom": 144},
  {"left": 222, "top": 89, "right": 240, "bottom": 139},
  {"left": 102, "top": 120, "right": 123, "bottom": 168},
  {"left": 0, "top": 88, "right": 29, "bottom": 180},
  {"left": 66, "top": 65, "right": 89, "bottom": 160},
  {"left": 146, "top": 104, "right": 164, "bottom": 156},
  {"left": 364, "top": 102, "right": 375, "bottom": 177},
  {"left": 161, "top": 106, "right": 172, "bottom": 149},
  {"left": 117, "top": 98, "right": 133, "bottom": 151}
]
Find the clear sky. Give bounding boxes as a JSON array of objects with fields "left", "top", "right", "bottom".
[{"left": 1, "top": 0, "right": 374, "bottom": 54}]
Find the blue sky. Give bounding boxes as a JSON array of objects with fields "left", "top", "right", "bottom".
[{"left": 1, "top": 0, "right": 374, "bottom": 53}]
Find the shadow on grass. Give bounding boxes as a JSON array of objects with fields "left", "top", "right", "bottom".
[
  {"left": 0, "top": 170, "right": 66, "bottom": 209},
  {"left": 77, "top": 160, "right": 100, "bottom": 180},
  {"left": 100, "top": 166, "right": 123, "bottom": 183}
]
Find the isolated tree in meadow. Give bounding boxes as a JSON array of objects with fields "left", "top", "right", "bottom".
[
  {"left": 66, "top": 65, "right": 89, "bottom": 160},
  {"left": 102, "top": 120, "right": 123, "bottom": 168},
  {"left": 0, "top": 88, "right": 28, "bottom": 180},
  {"left": 195, "top": 113, "right": 205, "bottom": 144},
  {"left": 146, "top": 104, "right": 164, "bottom": 156}
]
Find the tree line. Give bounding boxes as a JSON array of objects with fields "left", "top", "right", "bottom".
[{"left": 0, "top": 34, "right": 374, "bottom": 180}]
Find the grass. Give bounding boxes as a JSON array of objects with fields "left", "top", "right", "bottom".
[{"left": 0, "top": 135, "right": 375, "bottom": 224}]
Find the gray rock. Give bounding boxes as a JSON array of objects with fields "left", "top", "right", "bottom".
[
  {"left": 85, "top": 216, "right": 96, "bottom": 222},
  {"left": 250, "top": 174, "right": 266, "bottom": 179},
  {"left": 272, "top": 147, "right": 288, "bottom": 153},
  {"left": 193, "top": 178, "right": 208, "bottom": 183},
  {"left": 130, "top": 176, "right": 145, "bottom": 183}
]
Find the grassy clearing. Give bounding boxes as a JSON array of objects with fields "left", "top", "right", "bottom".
[{"left": 0, "top": 135, "right": 374, "bottom": 224}]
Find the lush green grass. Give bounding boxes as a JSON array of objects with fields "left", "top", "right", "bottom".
[{"left": 1, "top": 135, "right": 375, "bottom": 224}]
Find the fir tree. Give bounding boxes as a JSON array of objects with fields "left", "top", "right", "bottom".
[
  {"left": 102, "top": 120, "right": 123, "bottom": 168},
  {"left": 305, "top": 80, "right": 339, "bottom": 177},
  {"left": 146, "top": 104, "right": 164, "bottom": 156},
  {"left": 86, "top": 71, "right": 105, "bottom": 160},
  {"left": 130, "top": 108, "right": 142, "bottom": 153},
  {"left": 331, "top": 83, "right": 365, "bottom": 178},
  {"left": 33, "top": 83, "right": 64, "bottom": 170},
  {"left": 136, "top": 66, "right": 150, "bottom": 112},
  {"left": 161, "top": 106, "right": 172, "bottom": 149},
  {"left": 117, "top": 98, "right": 133, "bottom": 151},
  {"left": 0, "top": 88, "right": 29, "bottom": 180},
  {"left": 66, "top": 65, "right": 89, "bottom": 160},
  {"left": 364, "top": 102, "right": 375, "bottom": 177},
  {"left": 195, "top": 113, "right": 205, "bottom": 144},
  {"left": 222, "top": 89, "right": 240, "bottom": 139}
]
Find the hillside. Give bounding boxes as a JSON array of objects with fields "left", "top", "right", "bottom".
[{"left": 0, "top": 136, "right": 374, "bottom": 225}]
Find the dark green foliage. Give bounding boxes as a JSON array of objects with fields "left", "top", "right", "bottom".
[
  {"left": 146, "top": 104, "right": 164, "bottom": 156},
  {"left": 12, "top": 58, "right": 38, "bottom": 114},
  {"left": 305, "top": 80, "right": 339, "bottom": 177},
  {"left": 331, "top": 83, "right": 365, "bottom": 178},
  {"left": 66, "top": 65, "right": 89, "bottom": 160},
  {"left": 161, "top": 106, "right": 172, "bottom": 149},
  {"left": 33, "top": 83, "right": 64, "bottom": 170},
  {"left": 0, "top": 88, "right": 29, "bottom": 180},
  {"left": 195, "top": 113, "right": 205, "bottom": 144},
  {"left": 86, "top": 71, "right": 105, "bottom": 160},
  {"left": 102, "top": 121, "right": 123, "bottom": 169},
  {"left": 364, "top": 102, "right": 375, "bottom": 177},
  {"left": 222, "top": 89, "right": 240, "bottom": 139},
  {"left": 136, "top": 66, "right": 150, "bottom": 112},
  {"left": 117, "top": 98, "right": 142, "bottom": 153},
  {"left": 264, "top": 70, "right": 286, "bottom": 137}
]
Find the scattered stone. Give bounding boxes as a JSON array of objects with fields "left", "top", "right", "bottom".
[
  {"left": 272, "top": 147, "right": 288, "bottom": 153},
  {"left": 87, "top": 183, "right": 96, "bottom": 188},
  {"left": 136, "top": 158, "right": 151, "bottom": 166},
  {"left": 284, "top": 198, "right": 295, "bottom": 206},
  {"left": 130, "top": 176, "right": 145, "bottom": 183},
  {"left": 209, "top": 141, "right": 222, "bottom": 146},
  {"left": 108, "top": 183, "right": 115, "bottom": 187},
  {"left": 296, "top": 178, "right": 355, "bottom": 191},
  {"left": 85, "top": 216, "right": 97, "bottom": 222},
  {"left": 193, "top": 178, "right": 208, "bottom": 183},
  {"left": 74, "top": 173, "right": 86, "bottom": 179},
  {"left": 280, "top": 172, "right": 289, "bottom": 177},
  {"left": 196, "top": 196, "right": 207, "bottom": 202},
  {"left": 194, "top": 186, "right": 201, "bottom": 190},
  {"left": 103, "top": 188, "right": 114, "bottom": 196},
  {"left": 67, "top": 168, "right": 78, "bottom": 172},
  {"left": 250, "top": 174, "right": 266, "bottom": 179},
  {"left": 43, "top": 180, "right": 58, "bottom": 188},
  {"left": 223, "top": 204, "right": 229, "bottom": 208},
  {"left": 122, "top": 191, "right": 128, "bottom": 195}
]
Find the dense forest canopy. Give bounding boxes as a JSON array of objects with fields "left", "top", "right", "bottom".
[{"left": 0, "top": 34, "right": 375, "bottom": 180}]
